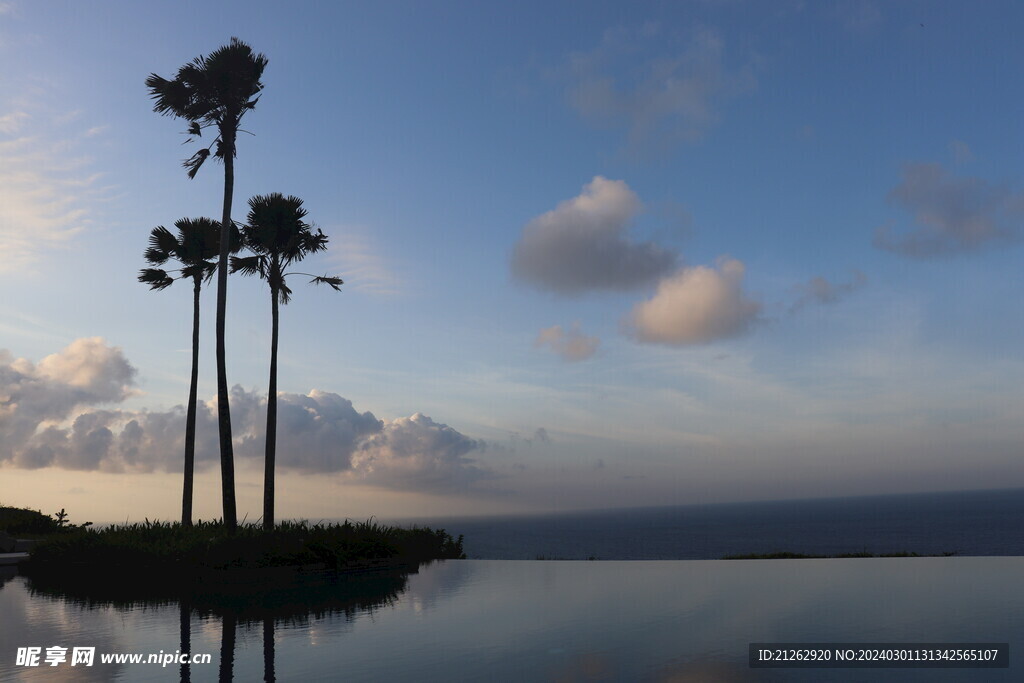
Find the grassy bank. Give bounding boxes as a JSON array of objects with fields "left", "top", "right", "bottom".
[{"left": 21, "top": 518, "right": 464, "bottom": 587}]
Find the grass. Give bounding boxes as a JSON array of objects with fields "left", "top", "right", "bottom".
[{"left": 21, "top": 518, "right": 465, "bottom": 589}]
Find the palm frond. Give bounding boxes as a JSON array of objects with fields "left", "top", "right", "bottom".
[
  {"left": 138, "top": 268, "right": 175, "bottom": 290},
  {"left": 184, "top": 148, "right": 211, "bottom": 179},
  {"left": 310, "top": 275, "right": 344, "bottom": 291},
  {"left": 144, "top": 225, "right": 178, "bottom": 265},
  {"left": 277, "top": 280, "right": 293, "bottom": 305},
  {"left": 180, "top": 264, "right": 207, "bottom": 281},
  {"left": 145, "top": 74, "right": 191, "bottom": 117},
  {"left": 148, "top": 38, "right": 268, "bottom": 184},
  {"left": 230, "top": 254, "right": 266, "bottom": 278},
  {"left": 227, "top": 221, "right": 244, "bottom": 254}
]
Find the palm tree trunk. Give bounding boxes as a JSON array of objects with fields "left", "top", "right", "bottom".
[
  {"left": 182, "top": 277, "right": 201, "bottom": 527},
  {"left": 264, "top": 281, "right": 279, "bottom": 531},
  {"left": 216, "top": 123, "right": 238, "bottom": 532}
]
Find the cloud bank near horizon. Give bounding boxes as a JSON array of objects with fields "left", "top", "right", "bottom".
[{"left": 0, "top": 339, "right": 491, "bottom": 492}]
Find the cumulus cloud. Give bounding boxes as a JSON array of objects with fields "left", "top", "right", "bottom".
[
  {"left": 0, "top": 338, "right": 136, "bottom": 462},
  {"left": 790, "top": 270, "right": 867, "bottom": 312},
  {"left": 874, "top": 163, "right": 1023, "bottom": 258},
  {"left": 352, "top": 413, "right": 490, "bottom": 490},
  {"left": 628, "top": 258, "right": 760, "bottom": 345},
  {"left": 0, "top": 340, "right": 489, "bottom": 491},
  {"left": 564, "top": 24, "right": 757, "bottom": 153},
  {"left": 511, "top": 176, "right": 677, "bottom": 294},
  {"left": 535, "top": 322, "right": 599, "bottom": 361}
]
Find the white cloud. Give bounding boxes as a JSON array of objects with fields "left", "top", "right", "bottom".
[
  {"left": 511, "top": 176, "right": 677, "bottom": 293},
  {"left": 233, "top": 388, "right": 383, "bottom": 473},
  {"left": 352, "top": 413, "right": 491, "bottom": 490},
  {"left": 874, "top": 163, "right": 1023, "bottom": 258},
  {"left": 0, "top": 338, "right": 136, "bottom": 466},
  {"left": 628, "top": 258, "right": 760, "bottom": 345},
  {"left": 535, "top": 322, "right": 599, "bottom": 361},
  {"left": 564, "top": 24, "right": 758, "bottom": 154},
  {"left": 0, "top": 340, "right": 489, "bottom": 491}
]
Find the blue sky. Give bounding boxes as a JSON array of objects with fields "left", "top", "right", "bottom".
[{"left": 1, "top": 0, "right": 1022, "bottom": 523}]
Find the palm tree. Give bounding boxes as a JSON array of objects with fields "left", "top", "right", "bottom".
[
  {"left": 231, "top": 193, "right": 342, "bottom": 530},
  {"left": 146, "top": 38, "right": 268, "bottom": 532},
  {"left": 139, "top": 218, "right": 238, "bottom": 526}
]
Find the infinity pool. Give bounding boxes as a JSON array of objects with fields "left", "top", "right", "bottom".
[{"left": 2, "top": 557, "right": 1020, "bottom": 681}]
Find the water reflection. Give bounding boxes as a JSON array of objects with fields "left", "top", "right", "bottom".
[
  {"left": 19, "top": 565, "right": 417, "bottom": 682},
  {"left": 3, "top": 558, "right": 1022, "bottom": 681}
]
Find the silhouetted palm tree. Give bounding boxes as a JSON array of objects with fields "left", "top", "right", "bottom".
[
  {"left": 146, "top": 38, "right": 268, "bottom": 532},
  {"left": 139, "top": 218, "right": 238, "bottom": 526},
  {"left": 232, "top": 193, "right": 342, "bottom": 530}
]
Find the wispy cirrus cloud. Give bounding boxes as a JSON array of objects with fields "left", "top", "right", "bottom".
[
  {"left": 561, "top": 23, "right": 758, "bottom": 156},
  {"left": 0, "top": 110, "right": 27, "bottom": 133},
  {"left": 0, "top": 106, "right": 110, "bottom": 272},
  {"left": 326, "top": 226, "right": 402, "bottom": 295}
]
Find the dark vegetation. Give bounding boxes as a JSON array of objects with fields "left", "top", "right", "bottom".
[
  {"left": 4, "top": 505, "right": 463, "bottom": 591},
  {"left": 20, "top": 517, "right": 463, "bottom": 587},
  {"left": 722, "top": 550, "right": 958, "bottom": 560},
  {"left": 0, "top": 505, "right": 91, "bottom": 536}
]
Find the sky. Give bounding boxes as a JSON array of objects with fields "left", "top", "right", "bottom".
[{"left": 1, "top": 0, "right": 1022, "bottom": 524}]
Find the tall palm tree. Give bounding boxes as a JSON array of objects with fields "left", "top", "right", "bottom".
[
  {"left": 231, "top": 193, "right": 342, "bottom": 530},
  {"left": 146, "top": 38, "right": 268, "bottom": 531},
  {"left": 139, "top": 218, "right": 238, "bottom": 526}
]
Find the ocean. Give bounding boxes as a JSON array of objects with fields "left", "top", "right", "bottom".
[{"left": 410, "top": 488, "right": 1024, "bottom": 560}]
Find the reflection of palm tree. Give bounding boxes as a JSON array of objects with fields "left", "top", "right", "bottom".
[
  {"left": 139, "top": 218, "right": 235, "bottom": 527},
  {"left": 219, "top": 612, "right": 236, "bottom": 683},
  {"left": 232, "top": 194, "right": 342, "bottom": 530},
  {"left": 179, "top": 597, "right": 192, "bottom": 683},
  {"left": 263, "top": 617, "right": 275, "bottom": 683},
  {"left": 146, "top": 38, "right": 268, "bottom": 532}
]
